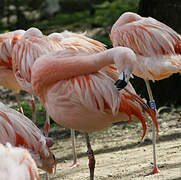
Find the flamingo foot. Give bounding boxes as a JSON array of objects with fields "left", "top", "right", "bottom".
[
  {"left": 69, "top": 161, "right": 80, "bottom": 169},
  {"left": 145, "top": 165, "right": 159, "bottom": 176}
]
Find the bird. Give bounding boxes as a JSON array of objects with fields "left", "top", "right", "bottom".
[
  {"left": 12, "top": 28, "right": 106, "bottom": 168},
  {"left": 0, "top": 29, "right": 38, "bottom": 122},
  {"left": 31, "top": 46, "right": 158, "bottom": 180},
  {"left": 0, "top": 101, "right": 56, "bottom": 174},
  {"left": 110, "top": 11, "right": 181, "bottom": 174},
  {"left": 0, "top": 143, "right": 39, "bottom": 180},
  {"left": 0, "top": 30, "right": 25, "bottom": 113},
  {"left": 48, "top": 30, "right": 107, "bottom": 168}
]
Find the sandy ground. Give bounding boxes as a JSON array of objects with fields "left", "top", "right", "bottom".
[
  {"left": 38, "top": 107, "right": 181, "bottom": 180},
  {"left": 1, "top": 87, "right": 181, "bottom": 180}
]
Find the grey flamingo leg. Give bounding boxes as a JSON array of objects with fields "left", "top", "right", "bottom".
[
  {"left": 145, "top": 80, "right": 159, "bottom": 175},
  {"left": 84, "top": 132, "right": 95, "bottom": 180},
  {"left": 70, "top": 129, "right": 79, "bottom": 168}
]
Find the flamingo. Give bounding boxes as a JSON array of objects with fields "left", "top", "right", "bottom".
[
  {"left": 0, "top": 30, "right": 25, "bottom": 113},
  {"left": 0, "top": 30, "right": 38, "bottom": 122},
  {"left": 110, "top": 12, "right": 181, "bottom": 174},
  {"left": 12, "top": 28, "right": 106, "bottom": 168},
  {"left": 0, "top": 143, "right": 39, "bottom": 180},
  {"left": 0, "top": 101, "right": 56, "bottom": 174},
  {"left": 31, "top": 46, "right": 158, "bottom": 180}
]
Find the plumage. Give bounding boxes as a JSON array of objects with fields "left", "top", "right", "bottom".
[
  {"left": 0, "top": 143, "right": 39, "bottom": 180},
  {"left": 110, "top": 11, "right": 181, "bottom": 175},
  {"left": 11, "top": 28, "right": 106, "bottom": 168},
  {"left": 0, "top": 102, "right": 56, "bottom": 174},
  {"left": 31, "top": 46, "right": 158, "bottom": 180},
  {"left": 12, "top": 28, "right": 106, "bottom": 94},
  {"left": 32, "top": 47, "right": 158, "bottom": 138},
  {"left": 12, "top": 28, "right": 64, "bottom": 94},
  {"left": 110, "top": 12, "right": 181, "bottom": 81},
  {"left": 0, "top": 30, "right": 25, "bottom": 93}
]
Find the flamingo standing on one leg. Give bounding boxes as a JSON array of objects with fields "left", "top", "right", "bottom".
[
  {"left": 31, "top": 47, "right": 158, "bottom": 180},
  {"left": 48, "top": 30, "right": 107, "bottom": 168},
  {"left": 0, "top": 101, "right": 56, "bottom": 174},
  {"left": 0, "top": 143, "right": 39, "bottom": 180},
  {"left": 12, "top": 28, "right": 106, "bottom": 168},
  {"left": 110, "top": 12, "right": 181, "bottom": 174}
]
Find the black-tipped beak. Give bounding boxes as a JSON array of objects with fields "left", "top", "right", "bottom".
[
  {"left": 115, "top": 79, "right": 128, "bottom": 90},
  {"left": 115, "top": 69, "right": 132, "bottom": 91}
]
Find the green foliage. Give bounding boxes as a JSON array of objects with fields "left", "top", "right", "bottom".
[
  {"left": 33, "top": 10, "right": 91, "bottom": 32},
  {"left": 22, "top": 101, "right": 46, "bottom": 127},
  {"left": 13, "top": 101, "right": 54, "bottom": 128},
  {"left": 93, "top": 0, "right": 140, "bottom": 28},
  {"left": 32, "top": 0, "right": 140, "bottom": 48}
]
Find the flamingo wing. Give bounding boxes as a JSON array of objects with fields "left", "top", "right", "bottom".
[
  {"left": 49, "top": 30, "right": 106, "bottom": 53},
  {"left": 111, "top": 14, "right": 181, "bottom": 57},
  {"left": 11, "top": 28, "right": 63, "bottom": 93}
]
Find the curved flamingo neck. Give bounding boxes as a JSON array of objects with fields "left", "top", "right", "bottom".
[
  {"left": 112, "top": 12, "right": 142, "bottom": 30},
  {"left": 32, "top": 47, "right": 135, "bottom": 100}
]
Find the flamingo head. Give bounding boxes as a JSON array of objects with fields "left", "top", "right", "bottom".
[{"left": 40, "top": 151, "right": 57, "bottom": 174}]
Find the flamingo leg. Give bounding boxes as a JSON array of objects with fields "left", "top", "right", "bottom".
[
  {"left": 31, "top": 95, "right": 36, "bottom": 123},
  {"left": 15, "top": 93, "right": 24, "bottom": 114},
  {"left": 70, "top": 129, "right": 79, "bottom": 168},
  {"left": 145, "top": 80, "right": 159, "bottom": 175},
  {"left": 84, "top": 132, "right": 95, "bottom": 180},
  {"left": 44, "top": 111, "right": 50, "bottom": 137},
  {"left": 44, "top": 112, "right": 50, "bottom": 180}
]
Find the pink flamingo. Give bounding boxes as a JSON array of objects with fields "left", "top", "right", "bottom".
[
  {"left": 0, "top": 143, "right": 39, "bottom": 180},
  {"left": 0, "top": 29, "right": 38, "bottom": 123},
  {"left": 12, "top": 28, "right": 106, "bottom": 168},
  {"left": 0, "top": 101, "right": 56, "bottom": 174},
  {"left": 110, "top": 12, "right": 181, "bottom": 174},
  {"left": 31, "top": 46, "right": 158, "bottom": 180},
  {"left": 0, "top": 30, "right": 25, "bottom": 113}
]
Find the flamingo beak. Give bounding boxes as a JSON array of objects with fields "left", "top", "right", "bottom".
[
  {"left": 115, "top": 69, "right": 132, "bottom": 90},
  {"left": 46, "top": 137, "right": 54, "bottom": 147}
]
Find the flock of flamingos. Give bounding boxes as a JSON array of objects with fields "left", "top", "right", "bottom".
[{"left": 0, "top": 11, "right": 181, "bottom": 180}]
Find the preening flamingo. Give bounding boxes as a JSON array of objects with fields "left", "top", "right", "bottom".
[
  {"left": 110, "top": 12, "right": 181, "bottom": 174},
  {"left": 31, "top": 47, "right": 158, "bottom": 180},
  {"left": 49, "top": 30, "right": 107, "bottom": 168},
  {"left": 0, "top": 101, "right": 56, "bottom": 174},
  {"left": 0, "top": 143, "right": 39, "bottom": 180},
  {"left": 12, "top": 27, "right": 106, "bottom": 168}
]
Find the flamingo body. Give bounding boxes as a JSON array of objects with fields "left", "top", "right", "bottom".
[
  {"left": 32, "top": 47, "right": 158, "bottom": 137},
  {"left": 12, "top": 28, "right": 64, "bottom": 94},
  {"left": 12, "top": 28, "right": 106, "bottom": 94},
  {"left": 110, "top": 12, "right": 181, "bottom": 175},
  {"left": 110, "top": 12, "right": 181, "bottom": 81},
  {"left": 0, "top": 30, "right": 25, "bottom": 92},
  {"left": 0, "top": 102, "right": 56, "bottom": 174}
]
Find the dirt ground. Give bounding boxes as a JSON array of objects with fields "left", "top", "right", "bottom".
[
  {"left": 1, "top": 87, "right": 181, "bottom": 180},
  {"left": 38, "top": 106, "right": 181, "bottom": 180}
]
